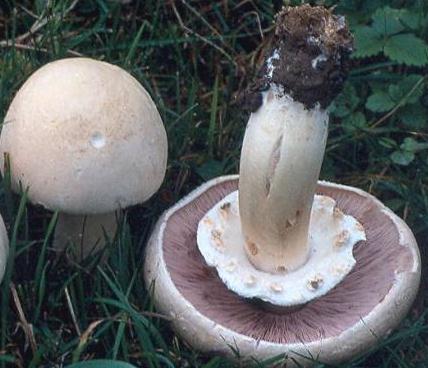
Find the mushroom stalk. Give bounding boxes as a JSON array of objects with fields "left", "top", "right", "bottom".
[
  {"left": 238, "top": 5, "right": 353, "bottom": 274},
  {"left": 239, "top": 87, "right": 328, "bottom": 274},
  {"left": 53, "top": 212, "right": 119, "bottom": 260}
]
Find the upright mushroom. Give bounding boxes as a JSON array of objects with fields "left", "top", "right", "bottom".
[
  {"left": 0, "top": 58, "right": 167, "bottom": 260},
  {"left": 144, "top": 5, "right": 420, "bottom": 367}
]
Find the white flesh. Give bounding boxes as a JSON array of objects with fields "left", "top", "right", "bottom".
[{"left": 239, "top": 86, "right": 329, "bottom": 273}]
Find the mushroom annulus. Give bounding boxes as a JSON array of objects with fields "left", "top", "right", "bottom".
[
  {"left": 145, "top": 4, "right": 421, "bottom": 366},
  {"left": 0, "top": 58, "right": 167, "bottom": 261}
]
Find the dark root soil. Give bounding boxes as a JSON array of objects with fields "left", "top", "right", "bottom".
[{"left": 243, "top": 4, "right": 353, "bottom": 111}]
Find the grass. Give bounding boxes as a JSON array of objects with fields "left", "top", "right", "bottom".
[{"left": 0, "top": 0, "right": 427, "bottom": 367}]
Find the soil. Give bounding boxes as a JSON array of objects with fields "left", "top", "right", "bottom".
[{"left": 243, "top": 4, "right": 353, "bottom": 111}]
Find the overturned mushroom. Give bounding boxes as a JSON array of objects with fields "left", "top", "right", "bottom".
[
  {"left": 144, "top": 5, "right": 420, "bottom": 366},
  {"left": 0, "top": 58, "right": 167, "bottom": 260}
]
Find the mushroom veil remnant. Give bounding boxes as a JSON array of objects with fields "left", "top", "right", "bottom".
[
  {"left": 144, "top": 5, "right": 421, "bottom": 366},
  {"left": 0, "top": 58, "right": 167, "bottom": 260}
]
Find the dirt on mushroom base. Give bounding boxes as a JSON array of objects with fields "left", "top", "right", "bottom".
[{"left": 240, "top": 5, "right": 353, "bottom": 112}]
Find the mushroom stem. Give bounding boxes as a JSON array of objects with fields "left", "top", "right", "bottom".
[
  {"left": 239, "top": 87, "right": 328, "bottom": 274},
  {"left": 53, "top": 212, "right": 119, "bottom": 260},
  {"left": 238, "top": 5, "right": 353, "bottom": 274}
]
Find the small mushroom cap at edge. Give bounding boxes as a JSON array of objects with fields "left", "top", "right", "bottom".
[{"left": 0, "top": 214, "right": 8, "bottom": 284}]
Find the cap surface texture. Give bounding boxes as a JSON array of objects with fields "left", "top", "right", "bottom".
[{"left": 0, "top": 58, "right": 167, "bottom": 214}]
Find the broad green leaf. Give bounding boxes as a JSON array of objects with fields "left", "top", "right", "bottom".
[
  {"left": 361, "top": 0, "right": 387, "bottom": 15},
  {"left": 401, "top": 137, "right": 428, "bottom": 152},
  {"left": 399, "top": 10, "right": 426, "bottom": 30},
  {"left": 352, "top": 26, "right": 384, "bottom": 58},
  {"left": 349, "top": 112, "right": 367, "bottom": 127},
  {"left": 330, "top": 83, "right": 359, "bottom": 117},
  {"left": 401, "top": 137, "right": 419, "bottom": 152},
  {"left": 388, "top": 75, "right": 424, "bottom": 105},
  {"left": 390, "top": 150, "right": 415, "bottom": 165},
  {"left": 343, "top": 112, "right": 367, "bottom": 133},
  {"left": 398, "top": 103, "right": 428, "bottom": 129},
  {"left": 388, "top": 85, "right": 403, "bottom": 103},
  {"left": 66, "top": 360, "right": 137, "bottom": 368},
  {"left": 397, "top": 75, "right": 424, "bottom": 103},
  {"left": 384, "top": 33, "right": 428, "bottom": 66},
  {"left": 365, "top": 91, "right": 395, "bottom": 112},
  {"left": 372, "top": 7, "right": 405, "bottom": 36}
]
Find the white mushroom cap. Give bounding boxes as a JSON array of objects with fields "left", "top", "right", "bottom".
[
  {"left": 0, "top": 58, "right": 167, "bottom": 214},
  {"left": 0, "top": 215, "right": 8, "bottom": 284}
]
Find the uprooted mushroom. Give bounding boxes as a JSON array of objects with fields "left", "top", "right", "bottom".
[{"left": 144, "top": 5, "right": 420, "bottom": 367}]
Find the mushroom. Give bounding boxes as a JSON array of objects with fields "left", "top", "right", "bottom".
[
  {"left": 0, "top": 58, "right": 167, "bottom": 260},
  {"left": 144, "top": 5, "right": 421, "bottom": 367},
  {"left": 0, "top": 215, "right": 8, "bottom": 284}
]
